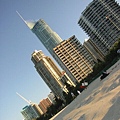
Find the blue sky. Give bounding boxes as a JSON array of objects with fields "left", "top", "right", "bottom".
[{"left": 0, "top": 0, "right": 120, "bottom": 120}]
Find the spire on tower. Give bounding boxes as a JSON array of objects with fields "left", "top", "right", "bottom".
[
  {"left": 16, "top": 11, "right": 27, "bottom": 24},
  {"left": 16, "top": 11, "right": 36, "bottom": 29},
  {"left": 16, "top": 92, "right": 31, "bottom": 104}
]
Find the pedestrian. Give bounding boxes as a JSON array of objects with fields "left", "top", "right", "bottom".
[
  {"left": 77, "top": 90, "right": 81, "bottom": 95},
  {"left": 71, "top": 92, "right": 75, "bottom": 99}
]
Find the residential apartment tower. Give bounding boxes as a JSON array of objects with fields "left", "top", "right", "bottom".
[
  {"left": 53, "top": 35, "right": 95, "bottom": 83},
  {"left": 31, "top": 50, "right": 75, "bottom": 100},
  {"left": 78, "top": 0, "right": 120, "bottom": 56}
]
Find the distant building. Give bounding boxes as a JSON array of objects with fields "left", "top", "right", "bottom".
[
  {"left": 53, "top": 35, "right": 95, "bottom": 83},
  {"left": 38, "top": 98, "right": 52, "bottom": 114},
  {"left": 31, "top": 50, "right": 75, "bottom": 101},
  {"left": 83, "top": 38, "right": 105, "bottom": 62},
  {"left": 78, "top": 0, "right": 120, "bottom": 56},
  {"left": 48, "top": 92, "right": 56, "bottom": 104},
  {"left": 21, "top": 103, "right": 43, "bottom": 120},
  {"left": 32, "top": 104, "right": 43, "bottom": 116}
]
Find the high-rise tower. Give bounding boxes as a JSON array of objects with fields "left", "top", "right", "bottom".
[
  {"left": 31, "top": 19, "right": 63, "bottom": 56},
  {"left": 78, "top": 0, "right": 120, "bottom": 56},
  {"left": 17, "top": 11, "right": 62, "bottom": 56},
  {"left": 17, "top": 12, "right": 63, "bottom": 56},
  {"left": 31, "top": 50, "right": 75, "bottom": 101}
]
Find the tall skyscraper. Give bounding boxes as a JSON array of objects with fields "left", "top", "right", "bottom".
[
  {"left": 20, "top": 17, "right": 62, "bottom": 56},
  {"left": 78, "top": 0, "right": 120, "bottom": 56},
  {"left": 53, "top": 35, "right": 95, "bottom": 83},
  {"left": 31, "top": 50, "right": 75, "bottom": 101}
]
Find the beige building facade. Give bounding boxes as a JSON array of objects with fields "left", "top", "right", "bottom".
[
  {"left": 53, "top": 35, "right": 95, "bottom": 83},
  {"left": 31, "top": 50, "right": 75, "bottom": 101}
]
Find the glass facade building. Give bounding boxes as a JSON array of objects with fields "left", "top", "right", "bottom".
[
  {"left": 26, "top": 19, "right": 62, "bottom": 56},
  {"left": 78, "top": 0, "right": 120, "bottom": 56}
]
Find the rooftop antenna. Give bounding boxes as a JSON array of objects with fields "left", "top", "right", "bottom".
[
  {"left": 16, "top": 11, "right": 27, "bottom": 25},
  {"left": 16, "top": 92, "right": 31, "bottom": 104}
]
